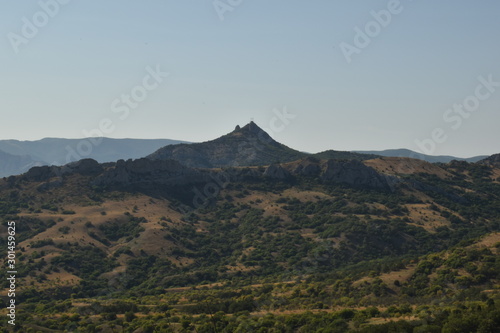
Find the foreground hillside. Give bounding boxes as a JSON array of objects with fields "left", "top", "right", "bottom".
[{"left": 1, "top": 148, "right": 500, "bottom": 331}]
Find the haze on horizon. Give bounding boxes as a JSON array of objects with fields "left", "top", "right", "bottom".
[{"left": 1, "top": 0, "right": 499, "bottom": 158}]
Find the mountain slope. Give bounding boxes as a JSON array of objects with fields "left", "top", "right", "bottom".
[
  {"left": 478, "top": 153, "right": 500, "bottom": 167},
  {"left": 1, "top": 154, "right": 499, "bottom": 302},
  {"left": 1, "top": 131, "right": 500, "bottom": 330},
  {"left": 148, "top": 121, "right": 307, "bottom": 167}
]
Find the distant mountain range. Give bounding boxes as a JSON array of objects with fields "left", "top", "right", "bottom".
[
  {"left": 354, "top": 148, "right": 487, "bottom": 163},
  {"left": 0, "top": 150, "right": 40, "bottom": 178},
  {"left": 0, "top": 138, "right": 185, "bottom": 177},
  {"left": 0, "top": 125, "right": 496, "bottom": 177}
]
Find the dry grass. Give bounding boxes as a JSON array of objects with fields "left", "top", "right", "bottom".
[
  {"left": 378, "top": 265, "right": 417, "bottom": 288},
  {"left": 19, "top": 195, "right": 183, "bottom": 255},
  {"left": 405, "top": 204, "right": 451, "bottom": 231},
  {"left": 470, "top": 232, "right": 500, "bottom": 250},
  {"left": 364, "top": 157, "right": 451, "bottom": 178},
  {"left": 13, "top": 193, "right": 201, "bottom": 290},
  {"left": 353, "top": 265, "right": 416, "bottom": 291}
]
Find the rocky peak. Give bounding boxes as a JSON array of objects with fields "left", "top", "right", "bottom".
[
  {"left": 231, "top": 121, "right": 273, "bottom": 141},
  {"left": 148, "top": 122, "right": 304, "bottom": 168}
]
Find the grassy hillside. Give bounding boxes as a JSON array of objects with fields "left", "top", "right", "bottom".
[{"left": 1, "top": 157, "right": 500, "bottom": 331}]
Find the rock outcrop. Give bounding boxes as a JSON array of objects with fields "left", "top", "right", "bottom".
[
  {"left": 91, "top": 158, "right": 211, "bottom": 189},
  {"left": 290, "top": 157, "right": 322, "bottom": 176},
  {"left": 279, "top": 157, "right": 394, "bottom": 190},
  {"left": 23, "top": 165, "right": 60, "bottom": 182},
  {"left": 63, "top": 159, "right": 103, "bottom": 175},
  {"left": 23, "top": 158, "right": 102, "bottom": 182},
  {"left": 263, "top": 164, "right": 291, "bottom": 180}
]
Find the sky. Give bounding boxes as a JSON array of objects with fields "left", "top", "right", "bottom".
[{"left": 1, "top": 0, "right": 499, "bottom": 158}]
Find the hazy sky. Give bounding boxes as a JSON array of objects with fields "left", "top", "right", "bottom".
[{"left": 1, "top": 1, "right": 499, "bottom": 157}]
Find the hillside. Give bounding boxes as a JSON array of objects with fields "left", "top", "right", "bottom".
[
  {"left": 1, "top": 125, "right": 500, "bottom": 331},
  {"left": 1, "top": 149, "right": 500, "bottom": 330},
  {"left": 479, "top": 153, "right": 500, "bottom": 168},
  {"left": 148, "top": 121, "right": 307, "bottom": 168}
]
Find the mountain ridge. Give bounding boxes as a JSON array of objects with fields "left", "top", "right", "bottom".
[
  {"left": 1, "top": 126, "right": 495, "bottom": 178},
  {"left": 0, "top": 149, "right": 41, "bottom": 177},
  {"left": 0, "top": 137, "right": 186, "bottom": 177},
  {"left": 147, "top": 121, "right": 306, "bottom": 168},
  {"left": 148, "top": 122, "right": 494, "bottom": 167},
  {"left": 354, "top": 148, "right": 487, "bottom": 163}
]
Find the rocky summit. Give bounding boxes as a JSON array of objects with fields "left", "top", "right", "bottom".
[{"left": 147, "top": 121, "right": 306, "bottom": 168}]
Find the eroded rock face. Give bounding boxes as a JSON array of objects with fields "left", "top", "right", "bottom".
[
  {"left": 63, "top": 159, "right": 103, "bottom": 175},
  {"left": 263, "top": 164, "right": 291, "bottom": 180},
  {"left": 291, "top": 157, "right": 322, "bottom": 176},
  {"left": 23, "top": 158, "right": 102, "bottom": 181},
  {"left": 23, "top": 165, "right": 59, "bottom": 182}
]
